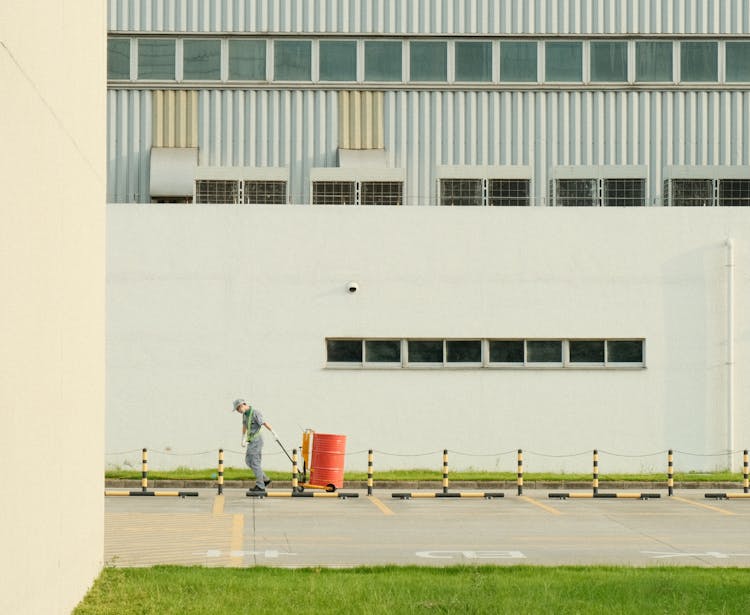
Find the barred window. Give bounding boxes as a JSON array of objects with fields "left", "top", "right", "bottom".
[
  {"left": 312, "top": 181, "right": 356, "bottom": 205},
  {"left": 195, "top": 180, "right": 240, "bottom": 204},
  {"left": 555, "top": 179, "right": 597, "bottom": 207},
  {"left": 604, "top": 179, "right": 645, "bottom": 207},
  {"left": 488, "top": 180, "right": 530, "bottom": 206},
  {"left": 244, "top": 181, "right": 287, "bottom": 205},
  {"left": 670, "top": 179, "right": 713, "bottom": 207},
  {"left": 719, "top": 179, "right": 750, "bottom": 207},
  {"left": 440, "top": 179, "right": 483, "bottom": 206},
  {"left": 361, "top": 182, "right": 403, "bottom": 206}
]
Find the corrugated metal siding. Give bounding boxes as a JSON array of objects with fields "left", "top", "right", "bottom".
[
  {"left": 338, "top": 91, "right": 384, "bottom": 149},
  {"left": 109, "top": 0, "right": 750, "bottom": 35},
  {"left": 107, "top": 88, "right": 750, "bottom": 204},
  {"left": 152, "top": 90, "right": 198, "bottom": 147}
]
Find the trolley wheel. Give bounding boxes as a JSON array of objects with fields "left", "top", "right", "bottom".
[
  {"left": 294, "top": 485, "right": 304, "bottom": 493},
  {"left": 325, "top": 484, "right": 337, "bottom": 493}
]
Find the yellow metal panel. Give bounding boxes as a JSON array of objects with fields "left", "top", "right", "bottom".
[
  {"left": 338, "top": 91, "right": 383, "bottom": 150},
  {"left": 152, "top": 90, "right": 198, "bottom": 148}
]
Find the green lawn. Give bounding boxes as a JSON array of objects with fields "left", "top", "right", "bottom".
[
  {"left": 74, "top": 565, "right": 750, "bottom": 614},
  {"left": 105, "top": 466, "right": 740, "bottom": 483}
]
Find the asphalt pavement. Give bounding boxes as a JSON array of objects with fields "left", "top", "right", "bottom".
[{"left": 104, "top": 487, "right": 750, "bottom": 568}]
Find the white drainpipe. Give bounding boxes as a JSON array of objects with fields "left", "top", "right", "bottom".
[{"left": 726, "top": 239, "right": 735, "bottom": 472}]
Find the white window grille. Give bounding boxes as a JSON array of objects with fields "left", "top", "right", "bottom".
[
  {"left": 195, "top": 179, "right": 288, "bottom": 204},
  {"left": 312, "top": 181, "right": 403, "bottom": 206},
  {"left": 195, "top": 179, "right": 240, "bottom": 204},
  {"left": 552, "top": 178, "right": 645, "bottom": 207},
  {"left": 440, "top": 178, "right": 530, "bottom": 206},
  {"left": 666, "top": 178, "right": 750, "bottom": 207}
]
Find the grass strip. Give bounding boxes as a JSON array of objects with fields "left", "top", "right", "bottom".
[
  {"left": 105, "top": 466, "right": 741, "bottom": 483},
  {"left": 74, "top": 565, "right": 750, "bottom": 614}
]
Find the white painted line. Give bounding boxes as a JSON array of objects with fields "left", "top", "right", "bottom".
[
  {"left": 641, "top": 551, "right": 750, "bottom": 559},
  {"left": 415, "top": 550, "right": 526, "bottom": 560}
]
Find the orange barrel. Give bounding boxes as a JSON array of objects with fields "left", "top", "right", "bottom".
[{"left": 309, "top": 433, "right": 347, "bottom": 489}]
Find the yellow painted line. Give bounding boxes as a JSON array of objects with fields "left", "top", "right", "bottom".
[
  {"left": 230, "top": 514, "right": 244, "bottom": 566},
  {"left": 368, "top": 496, "right": 395, "bottom": 516},
  {"left": 212, "top": 495, "right": 225, "bottom": 515},
  {"left": 672, "top": 496, "right": 736, "bottom": 516},
  {"left": 520, "top": 496, "right": 562, "bottom": 515}
]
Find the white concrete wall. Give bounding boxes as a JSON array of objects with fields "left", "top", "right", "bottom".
[
  {"left": 0, "top": 2, "right": 105, "bottom": 614},
  {"left": 107, "top": 206, "right": 749, "bottom": 475}
]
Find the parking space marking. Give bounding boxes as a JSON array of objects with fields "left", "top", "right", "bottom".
[
  {"left": 230, "top": 514, "right": 244, "bottom": 565},
  {"left": 368, "top": 496, "right": 395, "bottom": 516},
  {"left": 671, "top": 496, "right": 737, "bottom": 516},
  {"left": 519, "top": 496, "right": 562, "bottom": 515},
  {"left": 212, "top": 495, "right": 225, "bottom": 515}
]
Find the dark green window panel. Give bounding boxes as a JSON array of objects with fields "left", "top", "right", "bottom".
[
  {"left": 569, "top": 341, "right": 605, "bottom": 363},
  {"left": 726, "top": 42, "right": 750, "bottom": 82},
  {"left": 681, "top": 41, "right": 718, "bottom": 82},
  {"left": 229, "top": 40, "right": 266, "bottom": 81},
  {"left": 365, "top": 340, "right": 401, "bottom": 363},
  {"left": 320, "top": 40, "right": 357, "bottom": 81},
  {"left": 108, "top": 39, "right": 130, "bottom": 80},
  {"left": 545, "top": 42, "right": 582, "bottom": 82},
  {"left": 410, "top": 41, "right": 447, "bottom": 81},
  {"left": 408, "top": 340, "right": 443, "bottom": 363},
  {"left": 607, "top": 340, "right": 643, "bottom": 363},
  {"left": 636, "top": 41, "right": 673, "bottom": 82},
  {"left": 274, "top": 40, "right": 311, "bottom": 81},
  {"left": 365, "top": 41, "right": 402, "bottom": 81},
  {"left": 489, "top": 341, "right": 524, "bottom": 363},
  {"left": 446, "top": 340, "right": 482, "bottom": 363},
  {"left": 590, "top": 42, "right": 627, "bottom": 82},
  {"left": 500, "top": 41, "right": 537, "bottom": 82},
  {"left": 455, "top": 41, "right": 492, "bottom": 82},
  {"left": 183, "top": 39, "right": 221, "bottom": 80},
  {"left": 327, "top": 340, "right": 362, "bottom": 363},
  {"left": 138, "top": 39, "right": 175, "bottom": 80},
  {"left": 527, "top": 341, "right": 562, "bottom": 363}
]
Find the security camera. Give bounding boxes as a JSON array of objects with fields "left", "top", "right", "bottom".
[{"left": 347, "top": 282, "right": 359, "bottom": 293}]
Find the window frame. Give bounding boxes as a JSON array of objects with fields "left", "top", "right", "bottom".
[{"left": 327, "top": 338, "right": 645, "bottom": 369}]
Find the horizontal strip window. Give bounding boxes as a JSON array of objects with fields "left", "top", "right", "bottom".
[
  {"left": 326, "top": 339, "right": 645, "bottom": 369},
  {"left": 194, "top": 180, "right": 287, "bottom": 204},
  {"left": 109, "top": 37, "right": 748, "bottom": 85}
]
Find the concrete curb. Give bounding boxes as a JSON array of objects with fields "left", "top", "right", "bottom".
[{"left": 104, "top": 479, "right": 742, "bottom": 490}]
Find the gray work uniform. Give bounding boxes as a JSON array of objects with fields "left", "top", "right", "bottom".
[{"left": 243, "top": 406, "right": 270, "bottom": 489}]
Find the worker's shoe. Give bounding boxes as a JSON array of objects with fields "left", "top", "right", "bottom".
[
  {"left": 247, "top": 486, "right": 266, "bottom": 493},
  {"left": 264, "top": 479, "right": 272, "bottom": 487}
]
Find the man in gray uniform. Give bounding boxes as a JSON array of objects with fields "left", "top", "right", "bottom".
[{"left": 233, "top": 398, "right": 275, "bottom": 492}]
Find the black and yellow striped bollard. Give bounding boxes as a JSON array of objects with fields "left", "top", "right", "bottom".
[
  {"left": 592, "top": 449, "right": 599, "bottom": 496},
  {"left": 367, "top": 449, "right": 374, "bottom": 496},
  {"left": 217, "top": 449, "right": 224, "bottom": 495},
  {"left": 442, "top": 449, "right": 449, "bottom": 494},
  {"left": 141, "top": 448, "right": 148, "bottom": 493},
  {"left": 667, "top": 449, "right": 674, "bottom": 497},
  {"left": 517, "top": 449, "right": 523, "bottom": 496},
  {"left": 744, "top": 449, "right": 749, "bottom": 494}
]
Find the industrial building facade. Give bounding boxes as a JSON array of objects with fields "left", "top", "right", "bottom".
[{"left": 107, "top": 0, "right": 750, "bottom": 473}]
